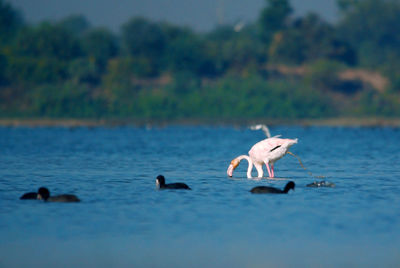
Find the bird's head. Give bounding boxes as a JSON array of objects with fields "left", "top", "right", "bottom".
[
  {"left": 37, "top": 187, "right": 50, "bottom": 201},
  {"left": 227, "top": 158, "right": 240, "bottom": 177},
  {"left": 156, "top": 175, "right": 166, "bottom": 187},
  {"left": 284, "top": 181, "right": 296, "bottom": 193}
]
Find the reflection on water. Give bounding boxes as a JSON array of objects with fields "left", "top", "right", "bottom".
[{"left": 1, "top": 126, "right": 400, "bottom": 267}]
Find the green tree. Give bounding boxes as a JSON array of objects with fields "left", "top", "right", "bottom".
[
  {"left": 304, "top": 59, "right": 347, "bottom": 92},
  {"left": 158, "top": 22, "right": 215, "bottom": 75},
  {"left": 29, "top": 83, "right": 105, "bottom": 117},
  {"left": 337, "top": 0, "right": 359, "bottom": 12},
  {"left": 13, "top": 22, "right": 81, "bottom": 60},
  {"left": 206, "top": 24, "right": 266, "bottom": 75},
  {"left": 58, "top": 14, "right": 90, "bottom": 36},
  {"left": 258, "top": 0, "right": 292, "bottom": 44},
  {"left": 68, "top": 58, "right": 99, "bottom": 84},
  {"left": 164, "top": 32, "right": 216, "bottom": 75},
  {"left": 337, "top": 0, "right": 400, "bottom": 67},
  {"left": 121, "top": 17, "right": 166, "bottom": 76},
  {"left": 81, "top": 28, "right": 118, "bottom": 68},
  {"left": 0, "top": 53, "right": 7, "bottom": 85},
  {"left": 6, "top": 56, "right": 67, "bottom": 84},
  {"left": 268, "top": 13, "right": 356, "bottom": 65},
  {"left": 121, "top": 17, "right": 166, "bottom": 58},
  {"left": 0, "top": 0, "right": 23, "bottom": 44}
]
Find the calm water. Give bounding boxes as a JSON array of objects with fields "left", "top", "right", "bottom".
[{"left": 1, "top": 126, "right": 399, "bottom": 267}]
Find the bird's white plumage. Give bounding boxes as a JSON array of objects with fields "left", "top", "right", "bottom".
[{"left": 227, "top": 137, "right": 298, "bottom": 178}]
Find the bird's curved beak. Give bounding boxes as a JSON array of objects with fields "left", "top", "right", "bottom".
[
  {"left": 227, "top": 159, "right": 239, "bottom": 177},
  {"left": 37, "top": 194, "right": 42, "bottom": 200}
]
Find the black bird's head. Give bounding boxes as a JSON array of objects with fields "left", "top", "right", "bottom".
[
  {"left": 284, "top": 181, "right": 295, "bottom": 193},
  {"left": 37, "top": 187, "right": 50, "bottom": 201},
  {"left": 156, "top": 175, "right": 166, "bottom": 187}
]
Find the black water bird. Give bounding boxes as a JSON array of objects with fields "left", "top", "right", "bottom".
[
  {"left": 37, "top": 187, "right": 80, "bottom": 202},
  {"left": 156, "top": 175, "right": 191, "bottom": 190},
  {"left": 20, "top": 192, "right": 38, "bottom": 200},
  {"left": 250, "top": 181, "right": 295, "bottom": 194}
]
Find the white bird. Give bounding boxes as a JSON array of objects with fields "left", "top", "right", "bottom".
[
  {"left": 227, "top": 137, "right": 298, "bottom": 178},
  {"left": 249, "top": 124, "right": 282, "bottom": 139},
  {"left": 250, "top": 124, "right": 271, "bottom": 138}
]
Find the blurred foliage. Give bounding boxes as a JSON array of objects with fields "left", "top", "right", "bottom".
[
  {"left": 7, "top": 56, "right": 68, "bottom": 85},
  {"left": 269, "top": 13, "right": 357, "bottom": 65},
  {"left": 121, "top": 17, "right": 166, "bottom": 75},
  {"left": 12, "top": 23, "right": 82, "bottom": 60},
  {"left": 58, "top": 14, "right": 91, "bottom": 36},
  {"left": 305, "top": 60, "right": 346, "bottom": 92},
  {"left": 337, "top": 0, "right": 400, "bottom": 68},
  {"left": 28, "top": 83, "right": 100, "bottom": 117},
  {"left": 81, "top": 28, "right": 118, "bottom": 69},
  {"left": 258, "top": 0, "right": 292, "bottom": 44},
  {"left": 0, "top": 0, "right": 399, "bottom": 120},
  {"left": 0, "top": 0, "right": 23, "bottom": 44}
]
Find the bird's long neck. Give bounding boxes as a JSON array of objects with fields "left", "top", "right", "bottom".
[
  {"left": 283, "top": 187, "right": 290, "bottom": 193},
  {"left": 237, "top": 155, "right": 253, "bottom": 178},
  {"left": 283, "top": 183, "right": 293, "bottom": 193},
  {"left": 262, "top": 125, "right": 271, "bottom": 138}
]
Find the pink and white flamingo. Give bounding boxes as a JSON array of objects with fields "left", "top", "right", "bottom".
[{"left": 227, "top": 137, "right": 298, "bottom": 178}]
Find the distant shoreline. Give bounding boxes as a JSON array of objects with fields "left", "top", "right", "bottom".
[{"left": 1, "top": 117, "right": 400, "bottom": 127}]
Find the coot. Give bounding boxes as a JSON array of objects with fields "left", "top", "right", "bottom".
[
  {"left": 37, "top": 187, "right": 80, "bottom": 202},
  {"left": 250, "top": 181, "right": 295, "bottom": 194},
  {"left": 156, "top": 175, "right": 191, "bottom": 190}
]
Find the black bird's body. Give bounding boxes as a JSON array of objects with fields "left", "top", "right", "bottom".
[
  {"left": 156, "top": 175, "right": 191, "bottom": 190},
  {"left": 20, "top": 192, "right": 38, "bottom": 200},
  {"left": 20, "top": 187, "right": 80, "bottom": 202},
  {"left": 38, "top": 187, "right": 80, "bottom": 202},
  {"left": 47, "top": 194, "right": 81, "bottom": 202},
  {"left": 250, "top": 181, "right": 295, "bottom": 194}
]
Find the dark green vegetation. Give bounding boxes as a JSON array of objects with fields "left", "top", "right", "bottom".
[{"left": 1, "top": 0, "right": 399, "bottom": 121}]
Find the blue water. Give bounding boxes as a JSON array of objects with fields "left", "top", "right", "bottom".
[{"left": 1, "top": 126, "right": 399, "bottom": 267}]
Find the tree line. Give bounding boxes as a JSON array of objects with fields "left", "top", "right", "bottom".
[{"left": 0, "top": 0, "right": 399, "bottom": 121}]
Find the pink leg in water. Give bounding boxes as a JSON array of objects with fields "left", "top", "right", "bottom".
[
  {"left": 266, "top": 162, "right": 272, "bottom": 178},
  {"left": 271, "top": 165, "right": 275, "bottom": 178}
]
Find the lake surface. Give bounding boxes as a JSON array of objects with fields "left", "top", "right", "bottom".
[{"left": 1, "top": 125, "right": 399, "bottom": 267}]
